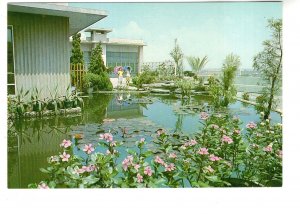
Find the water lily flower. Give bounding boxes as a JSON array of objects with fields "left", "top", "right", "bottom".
[
  {"left": 60, "top": 139, "right": 72, "bottom": 148},
  {"left": 140, "top": 138, "right": 145, "bottom": 142},
  {"left": 137, "top": 173, "right": 143, "bottom": 183},
  {"left": 83, "top": 144, "right": 95, "bottom": 154},
  {"left": 246, "top": 122, "right": 257, "bottom": 129},
  {"left": 60, "top": 152, "right": 70, "bottom": 162},
  {"left": 38, "top": 182, "right": 49, "bottom": 189},
  {"left": 198, "top": 148, "right": 209, "bottom": 155},
  {"left": 200, "top": 112, "right": 209, "bottom": 120},
  {"left": 144, "top": 166, "right": 152, "bottom": 176},
  {"left": 209, "top": 154, "right": 221, "bottom": 162},
  {"left": 221, "top": 135, "right": 233, "bottom": 144}
]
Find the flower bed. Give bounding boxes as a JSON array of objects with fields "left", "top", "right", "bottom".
[{"left": 29, "top": 112, "right": 282, "bottom": 188}]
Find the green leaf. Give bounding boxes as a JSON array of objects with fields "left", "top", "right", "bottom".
[
  {"left": 40, "top": 168, "right": 50, "bottom": 174},
  {"left": 82, "top": 175, "right": 100, "bottom": 185}
]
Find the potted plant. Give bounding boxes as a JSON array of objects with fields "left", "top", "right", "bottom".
[
  {"left": 47, "top": 85, "right": 61, "bottom": 112},
  {"left": 15, "top": 87, "right": 30, "bottom": 117},
  {"left": 31, "top": 87, "right": 43, "bottom": 112},
  {"left": 63, "top": 85, "right": 74, "bottom": 109}
]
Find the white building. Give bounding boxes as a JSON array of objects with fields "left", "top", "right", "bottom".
[{"left": 76, "top": 28, "right": 145, "bottom": 76}]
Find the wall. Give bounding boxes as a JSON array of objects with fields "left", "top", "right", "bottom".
[{"left": 8, "top": 12, "right": 70, "bottom": 99}]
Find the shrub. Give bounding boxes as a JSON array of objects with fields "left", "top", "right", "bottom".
[
  {"left": 242, "top": 92, "right": 250, "bottom": 101},
  {"left": 83, "top": 73, "right": 113, "bottom": 91},
  {"left": 132, "top": 71, "right": 157, "bottom": 89}
]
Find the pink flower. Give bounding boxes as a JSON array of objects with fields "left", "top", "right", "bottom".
[
  {"left": 263, "top": 144, "right": 273, "bottom": 152},
  {"left": 276, "top": 150, "right": 283, "bottom": 158},
  {"left": 203, "top": 165, "right": 214, "bottom": 173},
  {"left": 60, "top": 152, "right": 70, "bottom": 162},
  {"left": 122, "top": 155, "right": 134, "bottom": 171},
  {"left": 189, "top": 139, "right": 197, "bottom": 146},
  {"left": 140, "top": 138, "right": 145, "bottom": 142},
  {"left": 99, "top": 133, "right": 113, "bottom": 142},
  {"left": 137, "top": 173, "right": 143, "bottom": 183},
  {"left": 134, "top": 164, "right": 141, "bottom": 171},
  {"left": 74, "top": 167, "right": 85, "bottom": 175},
  {"left": 165, "top": 163, "right": 176, "bottom": 172},
  {"left": 144, "top": 166, "right": 152, "bottom": 176},
  {"left": 200, "top": 112, "right": 209, "bottom": 120},
  {"left": 154, "top": 156, "right": 165, "bottom": 165},
  {"left": 209, "top": 154, "right": 221, "bottom": 162},
  {"left": 246, "top": 122, "right": 257, "bottom": 129},
  {"left": 38, "top": 182, "right": 49, "bottom": 189},
  {"left": 83, "top": 144, "right": 95, "bottom": 154},
  {"left": 169, "top": 153, "right": 177, "bottom": 158},
  {"left": 198, "top": 148, "right": 209, "bottom": 155},
  {"left": 60, "top": 139, "right": 72, "bottom": 148},
  {"left": 221, "top": 135, "right": 233, "bottom": 144},
  {"left": 110, "top": 141, "right": 117, "bottom": 147},
  {"left": 84, "top": 164, "right": 97, "bottom": 172}
]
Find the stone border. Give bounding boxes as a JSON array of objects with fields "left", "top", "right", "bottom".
[{"left": 20, "top": 107, "right": 82, "bottom": 118}]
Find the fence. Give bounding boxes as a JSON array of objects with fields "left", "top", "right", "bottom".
[{"left": 70, "top": 63, "right": 86, "bottom": 91}]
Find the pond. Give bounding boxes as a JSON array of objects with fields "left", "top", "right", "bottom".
[{"left": 7, "top": 93, "right": 281, "bottom": 188}]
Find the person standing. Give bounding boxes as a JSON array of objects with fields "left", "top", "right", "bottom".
[
  {"left": 118, "top": 67, "right": 124, "bottom": 86},
  {"left": 126, "top": 68, "right": 131, "bottom": 86}
]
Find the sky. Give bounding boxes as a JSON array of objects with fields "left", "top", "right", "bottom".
[{"left": 70, "top": 2, "right": 282, "bottom": 70}]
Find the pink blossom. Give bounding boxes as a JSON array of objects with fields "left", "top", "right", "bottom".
[
  {"left": 134, "top": 164, "right": 141, "bottom": 171},
  {"left": 99, "top": 133, "right": 113, "bottom": 142},
  {"left": 83, "top": 144, "right": 95, "bottom": 154},
  {"left": 110, "top": 141, "right": 117, "bottom": 147},
  {"left": 84, "top": 164, "right": 97, "bottom": 172},
  {"left": 209, "top": 154, "right": 221, "bottom": 162},
  {"left": 246, "top": 122, "right": 257, "bottom": 129},
  {"left": 198, "top": 148, "right": 209, "bottom": 155},
  {"left": 60, "top": 139, "right": 72, "bottom": 148},
  {"left": 203, "top": 165, "right": 214, "bottom": 173},
  {"left": 60, "top": 152, "right": 70, "bottom": 162},
  {"left": 144, "top": 166, "right": 153, "bottom": 176},
  {"left": 122, "top": 155, "right": 134, "bottom": 171},
  {"left": 200, "top": 112, "right": 209, "bottom": 120},
  {"left": 165, "top": 163, "right": 176, "bottom": 172},
  {"left": 140, "top": 138, "right": 145, "bottom": 142},
  {"left": 169, "top": 153, "right": 177, "bottom": 158},
  {"left": 154, "top": 156, "right": 165, "bottom": 165},
  {"left": 137, "top": 173, "right": 143, "bottom": 183},
  {"left": 189, "top": 139, "right": 197, "bottom": 146},
  {"left": 263, "top": 144, "right": 273, "bottom": 152},
  {"left": 221, "top": 135, "right": 233, "bottom": 144},
  {"left": 38, "top": 182, "right": 49, "bottom": 189},
  {"left": 74, "top": 167, "right": 85, "bottom": 175}
]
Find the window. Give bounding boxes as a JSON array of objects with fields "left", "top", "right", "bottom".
[{"left": 7, "top": 26, "right": 15, "bottom": 95}]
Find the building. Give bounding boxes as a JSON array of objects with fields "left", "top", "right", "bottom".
[
  {"left": 7, "top": 3, "right": 108, "bottom": 98},
  {"left": 76, "top": 28, "right": 145, "bottom": 77}
]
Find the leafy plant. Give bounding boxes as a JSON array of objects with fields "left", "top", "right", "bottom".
[
  {"left": 186, "top": 56, "right": 208, "bottom": 76},
  {"left": 31, "top": 87, "right": 44, "bottom": 112},
  {"left": 170, "top": 39, "right": 184, "bottom": 76},
  {"left": 242, "top": 92, "right": 250, "bottom": 101},
  {"left": 70, "top": 33, "right": 84, "bottom": 64},
  {"left": 253, "top": 19, "right": 282, "bottom": 119},
  {"left": 88, "top": 43, "right": 107, "bottom": 75},
  {"left": 175, "top": 79, "right": 194, "bottom": 98},
  {"left": 132, "top": 71, "right": 157, "bottom": 89}
]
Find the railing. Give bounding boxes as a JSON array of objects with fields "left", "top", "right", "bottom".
[{"left": 70, "top": 63, "right": 86, "bottom": 91}]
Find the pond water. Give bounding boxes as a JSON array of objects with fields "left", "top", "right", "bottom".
[{"left": 7, "top": 93, "right": 281, "bottom": 188}]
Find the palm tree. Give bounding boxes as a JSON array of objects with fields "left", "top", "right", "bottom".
[{"left": 186, "top": 56, "right": 208, "bottom": 76}]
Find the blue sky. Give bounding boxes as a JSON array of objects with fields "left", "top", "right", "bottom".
[{"left": 70, "top": 2, "right": 282, "bottom": 69}]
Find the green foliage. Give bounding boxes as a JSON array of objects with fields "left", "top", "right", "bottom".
[
  {"left": 132, "top": 71, "right": 157, "bottom": 89},
  {"left": 170, "top": 39, "right": 184, "bottom": 76},
  {"left": 208, "top": 54, "right": 240, "bottom": 107},
  {"left": 186, "top": 56, "right": 208, "bottom": 75},
  {"left": 88, "top": 43, "right": 107, "bottom": 75},
  {"left": 253, "top": 19, "right": 282, "bottom": 119},
  {"left": 70, "top": 33, "right": 84, "bottom": 64},
  {"left": 83, "top": 72, "right": 113, "bottom": 91},
  {"left": 175, "top": 79, "right": 194, "bottom": 97},
  {"left": 242, "top": 92, "right": 250, "bottom": 101}
]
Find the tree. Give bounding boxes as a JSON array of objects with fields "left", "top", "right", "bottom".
[
  {"left": 186, "top": 56, "right": 208, "bottom": 76},
  {"left": 70, "top": 33, "right": 84, "bottom": 64},
  {"left": 88, "top": 43, "right": 107, "bottom": 75},
  {"left": 221, "top": 54, "right": 241, "bottom": 106},
  {"left": 253, "top": 19, "right": 282, "bottom": 119},
  {"left": 170, "top": 39, "right": 184, "bottom": 76}
]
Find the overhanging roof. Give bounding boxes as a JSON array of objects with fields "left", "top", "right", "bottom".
[{"left": 8, "top": 3, "right": 108, "bottom": 36}]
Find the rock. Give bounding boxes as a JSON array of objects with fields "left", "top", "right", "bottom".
[{"left": 150, "top": 88, "right": 170, "bottom": 93}]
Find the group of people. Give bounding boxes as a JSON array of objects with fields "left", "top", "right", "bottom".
[{"left": 115, "top": 66, "right": 131, "bottom": 86}]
